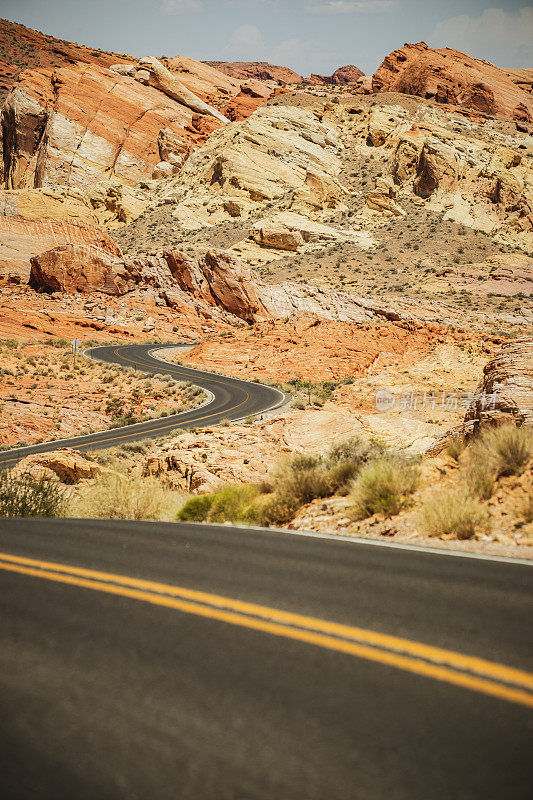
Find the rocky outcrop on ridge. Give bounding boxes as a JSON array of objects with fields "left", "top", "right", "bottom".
[
  {"left": 0, "top": 17, "right": 132, "bottom": 102},
  {"left": 204, "top": 61, "right": 302, "bottom": 86},
  {"left": 305, "top": 65, "right": 365, "bottom": 85},
  {"left": 371, "top": 42, "right": 533, "bottom": 125}
]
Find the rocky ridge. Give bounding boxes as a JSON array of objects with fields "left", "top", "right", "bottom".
[{"left": 0, "top": 17, "right": 132, "bottom": 102}]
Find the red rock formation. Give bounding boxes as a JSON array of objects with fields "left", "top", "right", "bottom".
[
  {"left": 0, "top": 17, "right": 132, "bottom": 102},
  {"left": 204, "top": 62, "right": 302, "bottom": 85},
  {"left": 0, "top": 62, "right": 224, "bottom": 191},
  {"left": 0, "top": 216, "right": 121, "bottom": 282},
  {"left": 372, "top": 42, "right": 533, "bottom": 124},
  {"left": 29, "top": 244, "right": 128, "bottom": 294},
  {"left": 304, "top": 65, "right": 364, "bottom": 85}
]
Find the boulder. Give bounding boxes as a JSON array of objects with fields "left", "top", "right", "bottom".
[
  {"left": 16, "top": 448, "right": 103, "bottom": 483},
  {"left": 29, "top": 244, "right": 130, "bottom": 294},
  {"left": 0, "top": 215, "right": 122, "bottom": 283},
  {"left": 251, "top": 223, "right": 304, "bottom": 251}
]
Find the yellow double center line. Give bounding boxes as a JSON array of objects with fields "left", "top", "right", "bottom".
[{"left": 1, "top": 550, "right": 532, "bottom": 709}]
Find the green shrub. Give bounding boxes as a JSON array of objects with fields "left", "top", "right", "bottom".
[
  {"left": 421, "top": 490, "right": 489, "bottom": 540},
  {"left": 350, "top": 458, "right": 419, "bottom": 519},
  {"left": 207, "top": 484, "right": 261, "bottom": 523},
  {"left": 177, "top": 494, "right": 214, "bottom": 522},
  {"left": 0, "top": 471, "right": 65, "bottom": 517}
]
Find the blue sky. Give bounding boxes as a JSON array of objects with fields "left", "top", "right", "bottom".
[{"left": 2, "top": 1, "right": 532, "bottom": 75}]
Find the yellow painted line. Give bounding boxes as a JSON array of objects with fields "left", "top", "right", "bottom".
[
  {"left": 0, "top": 348, "right": 252, "bottom": 464},
  {"left": 1, "top": 552, "right": 532, "bottom": 708}
]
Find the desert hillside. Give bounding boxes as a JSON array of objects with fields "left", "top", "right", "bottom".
[{"left": 0, "top": 21, "right": 531, "bottom": 554}]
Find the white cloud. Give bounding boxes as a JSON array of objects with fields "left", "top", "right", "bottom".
[
  {"left": 431, "top": 7, "right": 533, "bottom": 65},
  {"left": 306, "top": 1, "right": 395, "bottom": 13},
  {"left": 162, "top": 0, "right": 203, "bottom": 12},
  {"left": 224, "top": 24, "right": 267, "bottom": 58}
]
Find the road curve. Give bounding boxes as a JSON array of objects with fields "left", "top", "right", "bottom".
[
  {"left": 0, "top": 343, "right": 286, "bottom": 470},
  {"left": 0, "top": 518, "right": 532, "bottom": 799}
]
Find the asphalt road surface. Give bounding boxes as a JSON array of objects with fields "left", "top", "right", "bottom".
[
  {"left": 1, "top": 518, "right": 532, "bottom": 799},
  {"left": 0, "top": 343, "right": 286, "bottom": 470}
]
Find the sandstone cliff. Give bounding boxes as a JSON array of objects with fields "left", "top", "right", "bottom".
[
  {"left": 0, "top": 55, "right": 274, "bottom": 191},
  {"left": 372, "top": 42, "right": 533, "bottom": 125}
]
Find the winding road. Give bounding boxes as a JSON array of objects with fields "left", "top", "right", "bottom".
[
  {"left": 0, "top": 344, "right": 286, "bottom": 470},
  {"left": 1, "top": 344, "right": 532, "bottom": 798},
  {"left": 0, "top": 519, "right": 532, "bottom": 799}
]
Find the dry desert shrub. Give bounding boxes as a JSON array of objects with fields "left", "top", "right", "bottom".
[
  {"left": 464, "top": 425, "right": 532, "bottom": 499},
  {"left": 350, "top": 458, "right": 419, "bottom": 519},
  {"left": 0, "top": 470, "right": 66, "bottom": 518},
  {"left": 421, "top": 490, "right": 489, "bottom": 540},
  {"left": 70, "top": 473, "right": 181, "bottom": 521}
]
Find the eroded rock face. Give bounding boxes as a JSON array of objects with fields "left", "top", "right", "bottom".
[
  {"left": 341, "top": 95, "right": 533, "bottom": 240},
  {"left": 0, "top": 61, "right": 220, "bottom": 190},
  {"left": 159, "top": 104, "right": 347, "bottom": 229},
  {"left": 372, "top": 42, "right": 533, "bottom": 125},
  {"left": 464, "top": 338, "right": 533, "bottom": 426},
  {"left": 0, "top": 54, "right": 274, "bottom": 191}
]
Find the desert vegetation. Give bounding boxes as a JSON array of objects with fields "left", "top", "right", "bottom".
[
  {"left": 0, "top": 470, "right": 66, "bottom": 518},
  {"left": 0, "top": 338, "right": 205, "bottom": 448}
]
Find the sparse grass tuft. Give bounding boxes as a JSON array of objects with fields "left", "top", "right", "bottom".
[
  {"left": 421, "top": 490, "right": 489, "bottom": 540},
  {"left": 446, "top": 436, "right": 466, "bottom": 462}
]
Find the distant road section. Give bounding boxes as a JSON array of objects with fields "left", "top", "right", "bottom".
[{"left": 0, "top": 344, "right": 286, "bottom": 469}]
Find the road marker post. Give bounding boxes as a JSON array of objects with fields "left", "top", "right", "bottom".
[{"left": 71, "top": 338, "right": 80, "bottom": 369}]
